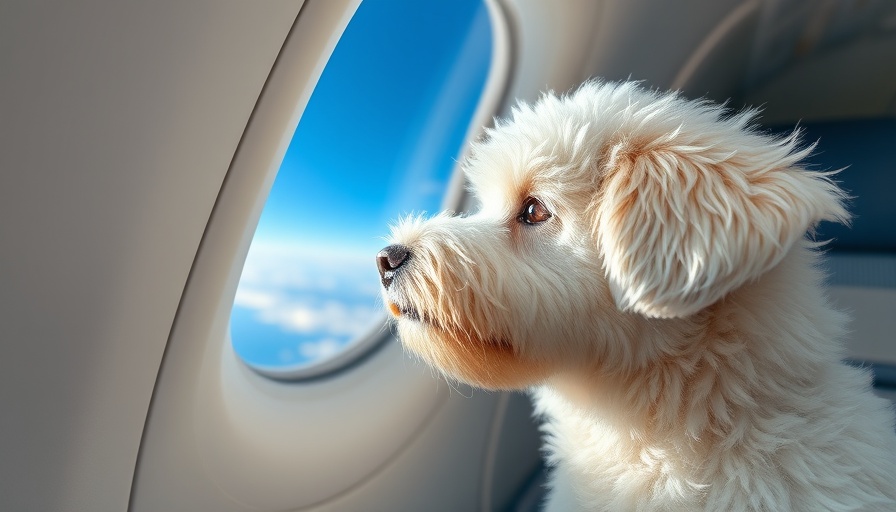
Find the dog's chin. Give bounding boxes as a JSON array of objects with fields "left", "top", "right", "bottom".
[{"left": 388, "top": 302, "right": 548, "bottom": 390}]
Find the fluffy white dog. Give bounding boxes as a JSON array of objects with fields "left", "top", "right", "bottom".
[{"left": 376, "top": 81, "right": 896, "bottom": 511}]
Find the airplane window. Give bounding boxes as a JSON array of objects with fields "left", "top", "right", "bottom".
[{"left": 230, "top": 0, "right": 493, "bottom": 379}]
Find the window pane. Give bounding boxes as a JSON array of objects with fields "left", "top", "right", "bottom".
[{"left": 230, "top": 0, "right": 493, "bottom": 378}]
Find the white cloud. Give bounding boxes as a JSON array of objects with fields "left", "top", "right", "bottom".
[
  {"left": 258, "top": 304, "right": 316, "bottom": 332},
  {"left": 232, "top": 241, "right": 386, "bottom": 359},
  {"left": 250, "top": 299, "right": 380, "bottom": 338},
  {"left": 238, "top": 242, "right": 381, "bottom": 297},
  {"left": 298, "top": 338, "right": 342, "bottom": 360},
  {"left": 233, "top": 288, "right": 278, "bottom": 310}
]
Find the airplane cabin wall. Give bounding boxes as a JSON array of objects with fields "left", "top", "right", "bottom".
[{"left": 0, "top": 1, "right": 304, "bottom": 510}]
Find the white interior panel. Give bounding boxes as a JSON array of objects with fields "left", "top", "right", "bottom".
[
  {"left": 746, "top": 36, "right": 896, "bottom": 123},
  {"left": 585, "top": 0, "right": 747, "bottom": 90},
  {"left": 0, "top": 1, "right": 301, "bottom": 510}
]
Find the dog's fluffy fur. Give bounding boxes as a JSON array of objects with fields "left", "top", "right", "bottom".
[{"left": 379, "top": 81, "right": 896, "bottom": 511}]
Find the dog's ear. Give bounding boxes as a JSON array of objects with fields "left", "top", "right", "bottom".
[{"left": 595, "top": 121, "right": 847, "bottom": 318}]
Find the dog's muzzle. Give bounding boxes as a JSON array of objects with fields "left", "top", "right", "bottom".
[{"left": 376, "top": 243, "right": 410, "bottom": 289}]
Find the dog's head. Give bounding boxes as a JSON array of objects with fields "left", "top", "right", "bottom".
[{"left": 377, "top": 81, "right": 847, "bottom": 390}]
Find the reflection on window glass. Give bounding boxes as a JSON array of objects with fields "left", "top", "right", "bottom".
[{"left": 230, "top": 0, "right": 493, "bottom": 377}]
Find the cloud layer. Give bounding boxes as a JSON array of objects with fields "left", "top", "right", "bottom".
[{"left": 231, "top": 242, "right": 384, "bottom": 369}]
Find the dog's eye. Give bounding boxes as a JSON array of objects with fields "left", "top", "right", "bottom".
[{"left": 518, "top": 196, "right": 552, "bottom": 225}]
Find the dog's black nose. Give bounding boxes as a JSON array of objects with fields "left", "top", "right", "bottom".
[{"left": 376, "top": 244, "right": 410, "bottom": 288}]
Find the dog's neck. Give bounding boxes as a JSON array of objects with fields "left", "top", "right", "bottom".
[{"left": 542, "top": 243, "right": 846, "bottom": 447}]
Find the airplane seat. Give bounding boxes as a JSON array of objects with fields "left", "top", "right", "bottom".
[
  {"left": 781, "top": 119, "right": 896, "bottom": 253},
  {"left": 784, "top": 119, "right": 896, "bottom": 397}
]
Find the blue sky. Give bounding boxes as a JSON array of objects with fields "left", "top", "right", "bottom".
[
  {"left": 252, "top": 0, "right": 491, "bottom": 250},
  {"left": 231, "top": 0, "right": 492, "bottom": 372}
]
